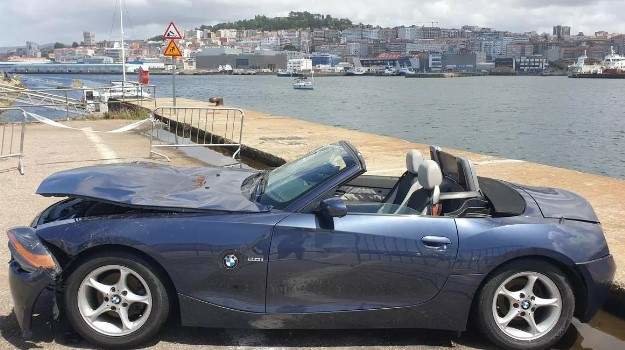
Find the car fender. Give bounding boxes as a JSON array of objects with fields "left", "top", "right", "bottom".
[
  {"left": 453, "top": 218, "right": 608, "bottom": 275},
  {"left": 36, "top": 217, "right": 168, "bottom": 265},
  {"left": 450, "top": 217, "right": 613, "bottom": 320},
  {"left": 35, "top": 214, "right": 213, "bottom": 302}
]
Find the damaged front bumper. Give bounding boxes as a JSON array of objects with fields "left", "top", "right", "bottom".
[
  {"left": 8, "top": 260, "right": 55, "bottom": 338},
  {"left": 7, "top": 226, "right": 60, "bottom": 339}
]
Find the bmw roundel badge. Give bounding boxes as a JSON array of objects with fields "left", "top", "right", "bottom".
[{"left": 224, "top": 254, "right": 238, "bottom": 269}]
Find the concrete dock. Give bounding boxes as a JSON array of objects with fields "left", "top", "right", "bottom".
[{"left": 0, "top": 104, "right": 624, "bottom": 348}]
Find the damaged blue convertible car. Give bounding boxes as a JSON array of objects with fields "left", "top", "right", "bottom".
[{"left": 8, "top": 141, "right": 615, "bottom": 349}]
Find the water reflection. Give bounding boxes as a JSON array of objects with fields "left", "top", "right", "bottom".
[{"left": 556, "top": 311, "right": 625, "bottom": 349}]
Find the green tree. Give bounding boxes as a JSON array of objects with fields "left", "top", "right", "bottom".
[
  {"left": 195, "top": 12, "right": 354, "bottom": 33},
  {"left": 53, "top": 42, "right": 66, "bottom": 49}
]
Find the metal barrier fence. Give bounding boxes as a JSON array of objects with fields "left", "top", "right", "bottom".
[
  {"left": 0, "top": 107, "right": 26, "bottom": 175},
  {"left": 0, "top": 82, "right": 157, "bottom": 117},
  {"left": 149, "top": 106, "right": 245, "bottom": 164}
]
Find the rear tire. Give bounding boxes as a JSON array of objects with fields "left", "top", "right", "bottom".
[
  {"left": 476, "top": 259, "right": 574, "bottom": 350},
  {"left": 63, "top": 251, "right": 170, "bottom": 348}
]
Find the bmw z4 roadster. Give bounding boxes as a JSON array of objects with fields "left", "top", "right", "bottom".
[{"left": 8, "top": 141, "right": 615, "bottom": 349}]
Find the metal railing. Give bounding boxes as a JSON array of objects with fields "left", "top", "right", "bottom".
[
  {"left": 0, "top": 82, "right": 157, "bottom": 117},
  {"left": 0, "top": 107, "right": 26, "bottom": 175},
  {"left": 149, "top": 106, "right": 245, "bottom": 164}
]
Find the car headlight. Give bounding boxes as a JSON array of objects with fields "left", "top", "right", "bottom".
[{"left": 7, "top": 227, "right": 59, "bottom": 274}]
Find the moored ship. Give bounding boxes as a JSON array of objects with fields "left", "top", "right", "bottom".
[{"left": 569, "top": 47, "right": 625, "bottom": 78}]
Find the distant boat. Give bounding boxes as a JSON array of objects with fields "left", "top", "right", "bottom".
[
  {"left": 602, "top": 46, "right": 625, "bottom": 74},
  {"left": 232, "top": 69, "right": 257, "bottom": 75},
  {"left": 383, "top": 66, "right": 399, "bottom": 76},
  {"left": 109, "top": 81, "right": 151, "bottom": 98},
  {"left": 277, "top": 69, "right": 303, "bottom": 77},
  {"left": 293, "top": 73, "right": 314, "bottom": 90},
  {"left": 398, "top": 67, "right": 416, "bottom": 76},
  {"left": 83, "top": 81, "right": 150, "bottom": 105},
  {"left": 345, "top": 67, "right": 368, "bottom": 76}
]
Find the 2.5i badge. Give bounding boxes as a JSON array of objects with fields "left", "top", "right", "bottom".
[{"left": 223, "top": 254, "right": 263, "bottom": 269}]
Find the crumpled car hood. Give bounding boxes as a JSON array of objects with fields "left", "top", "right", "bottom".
[
  {"left": 36, "top": 162, "right": 270, "bottom": 212},
  {"left": 519, "top": 185, "right": 599, "bottom": 223}
]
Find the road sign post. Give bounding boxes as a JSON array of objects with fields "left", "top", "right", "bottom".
[
  {"left": 163, "top": 22, "right": 183, "bottom": 106},
  {"left": 172, "top": 56, "right": 176, "bottom": 106}
]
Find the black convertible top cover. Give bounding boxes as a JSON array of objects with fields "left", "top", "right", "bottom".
[
  {"left": 478, "top": 177, "right": 526, "bottom": 216},
  {"left": 36, "top": 162, "right": 270, "bottom": 212}
]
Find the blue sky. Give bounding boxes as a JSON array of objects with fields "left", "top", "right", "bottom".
[{"left": 2, "top": 0, "right": 624, "bottom": 46}]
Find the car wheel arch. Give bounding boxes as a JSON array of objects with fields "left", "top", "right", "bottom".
[
  {"left": 467, "top": 254, "right": 588, "bottom": 326},
  {"left": 58, "top": 244, "right": 180, "bottom": 322}
]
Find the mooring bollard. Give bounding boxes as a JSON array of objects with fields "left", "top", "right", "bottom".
[{"left": 209, "top": 96, "right": 224, "bottom": 106}]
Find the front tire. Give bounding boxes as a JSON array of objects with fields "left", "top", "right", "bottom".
[
  {"left": 476, "top": 259, "right": 574, "bottom": 350},
  {"left": 63, "top": 251, "right": 170, "bottom": 348}
]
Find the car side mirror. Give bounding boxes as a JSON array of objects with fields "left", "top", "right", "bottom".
[{"left": 318, "top": 197, "right": 347, "bottom": 219}]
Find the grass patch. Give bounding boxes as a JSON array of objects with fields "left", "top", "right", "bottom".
[{"left": 103, "top": 108, "right": 150, "bottom": 120}]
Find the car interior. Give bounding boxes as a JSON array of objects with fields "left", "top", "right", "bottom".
[{"left": 336, "top": 145, "right": 525, "bottom": 218}]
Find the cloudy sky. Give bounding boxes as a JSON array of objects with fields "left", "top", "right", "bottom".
[{"left": 2, "top": 0, "right": 624, "bottom": 46}]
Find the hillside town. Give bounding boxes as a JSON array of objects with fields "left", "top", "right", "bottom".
[{"left": 1, "top": 12, "right": 625, "bottom": 75}]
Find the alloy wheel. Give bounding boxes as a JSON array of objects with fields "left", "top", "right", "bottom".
[
  {"left": 77, "top": 264, "right": 152, "bottom": 336},
  {"left": 492, "top": 271, "right": 562, "bottom": 340}
]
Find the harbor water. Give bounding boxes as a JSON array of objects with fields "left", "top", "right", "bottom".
[{"left": 19, "top": 74, "right": 625, "bottom": 179}]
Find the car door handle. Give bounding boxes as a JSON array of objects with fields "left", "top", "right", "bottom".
[{"left": 421, "top": 236, "right": 452, "bottom": 249}]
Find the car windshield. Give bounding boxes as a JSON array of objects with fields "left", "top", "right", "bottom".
[{"left": 257, "top": 144, "right": 358, "bottom": 209}]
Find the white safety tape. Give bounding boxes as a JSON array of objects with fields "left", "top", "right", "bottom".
[{"left": 25, "top": 112, "right": 153, "bottom": 133}]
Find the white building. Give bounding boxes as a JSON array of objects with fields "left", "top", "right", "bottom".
[
  {"left": 429, "top": 53, "right": 442, "bottom": 72},
  {"left": 491, "top": 37, "right": 515, "bottom": 57},
  {"left": 517, "top": 56, "right": 548, "bottom": 72},
  {"left": 286, "top": 58, "right": 312, "bottom": 72},
  {"left": 406, "top": 40, "right": 448, "bottom": 53},
  {"left": 185, "top": 29, "right": 202, "bottom": 41},
  {"left": 218, "top": 29, "right": 238, "bottom": 39},
  {"left": 398, "top": 26, "right": 418, "bottom": 41},
  {"left": 260, "top": 36, "right": 281, "bottom": 51},
  {"left": 342, "top": 27, "right": 379, "bottom": 42},
  {"left": 362, "top": 28, "right": 380, "bottom": 40},
  {"left": 83, "top": 32, "right": 96, "bottom": 46},
  {"left": 284, "top": 51, "right": 306, "bottom": 60},
  {"left": 52, "top": 47, "right": 95, "bottom": 63},
  {"left": 347, "top": 42, "right": 368, "bottom": 57},
  {"left": 24, "top": 41, "right": 41, "bottom": 57},
  {"left": 104, "top": 47, "right": 124, "bottom": 63}
]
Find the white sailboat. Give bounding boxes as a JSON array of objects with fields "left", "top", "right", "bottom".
[{"left": 109, "top": 0, "right": 150, "bottom": 99}]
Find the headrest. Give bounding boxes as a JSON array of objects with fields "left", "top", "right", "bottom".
[
  {"left": 406, "top": 150, "right": 424, "bottom": 174},
  {"left": 418, "top": 160, "right": 443, "bottom": 190}
]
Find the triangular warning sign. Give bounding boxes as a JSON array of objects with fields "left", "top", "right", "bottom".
[
  {"left": 163, "top": 40, "right": 182, "bottom": 57},
  {"left": 163, "top": 22, "right": 183, "bottom": 40}
]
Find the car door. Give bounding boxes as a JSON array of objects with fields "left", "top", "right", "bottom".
[
  {"left": 266, "top": 211, "right": 458, "bottom": 313},
  {"left": 175, "top": 212, "right": 288, "bottom": 313}
]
